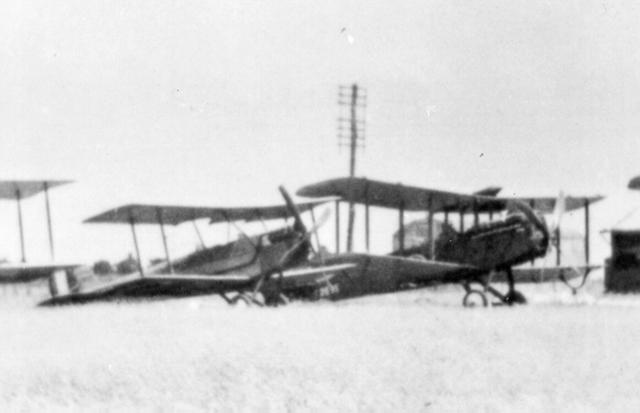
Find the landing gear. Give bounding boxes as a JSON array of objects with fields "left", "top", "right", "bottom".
[
  {"left": 462, "top": 267, "right": 527, "bottom": 307},
  {"left": 227, "top": 292, "right": 264, "bottom": 307},
  {"left": 559, "top": 267, "right": 592, "bottom": 295},
  {"left": 503, "top": 267, "right": 527, "bottom": 305},
  {"left": 503, "top": 289, "right": 527, "bottom": 305},
  {"left": 462, "top": 289, "right": 488, "bottom": 307},
  {"left": 220, "top": 292, "right": 264, "bottom": 307}
]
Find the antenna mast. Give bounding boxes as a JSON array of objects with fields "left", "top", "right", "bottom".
[{"left": 338, "top": 84, "right": 366, "bottom": 252}]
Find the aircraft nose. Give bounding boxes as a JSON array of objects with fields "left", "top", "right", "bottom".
[
  {"left": 508, "top": 200, "right": 549, "bottom": 251},
  {"left": 532, "top": 213, "right": 550, "bottom": 252}
]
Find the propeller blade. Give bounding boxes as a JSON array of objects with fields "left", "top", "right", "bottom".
[
  {"left": 279, "top": 185, "right": 306, "bottom": 233},
  {"left": 549, "top": 191, "right": 566, "bottom": 232}
]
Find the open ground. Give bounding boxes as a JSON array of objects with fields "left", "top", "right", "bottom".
[{"left": 1, "top": 272, "right": 639, "bottom": 412}]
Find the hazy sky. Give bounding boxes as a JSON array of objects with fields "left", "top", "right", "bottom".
[{"left": 1, "top": 0, "right": 640, "bottom": 265}]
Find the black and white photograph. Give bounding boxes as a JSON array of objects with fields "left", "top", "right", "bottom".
[{"left": 2, "top": 0, "right": 640, "bottom": 411}]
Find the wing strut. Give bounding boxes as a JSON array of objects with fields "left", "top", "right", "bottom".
[
  {"left": 365, "top": 201, "right": 370, "bottom": 252},
  {"left": 584, "top": 199, "right": 590, "bottom": 264},
  {"left": 44, "top": 182, "right": 55, "bottom": 260},
  {"left": 15, "top": 188, "right": 26, "bottom": 263},
  {"left": 129, "top": 217, "right": 144, "bottom": 277},
  {"left": 335, "top": 200, "right": 340, "bottom": 253},
  {"left": 192, "top": 219, "right": 205, "bottom": 249},
  {"left": 473, "top": 200, "right": 479, "bottom": 227},
  {"left": 156, "top": 208, "right": 173, "bottom": 274},
  {"left": 427, "top": 196, "right": 434, "bottom": 258},
  {"left": 555, "top": 226, "right": 562, "bottom": 266},
  {"left": 309, "top": 208, "right": 321, "bottom": 251},
  {"left": 398, "top": 202, "right": 405, "bottom": 254}
]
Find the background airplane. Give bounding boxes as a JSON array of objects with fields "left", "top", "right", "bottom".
[{"left": 0, "top": 180, "right": 80, "bottom": 284}]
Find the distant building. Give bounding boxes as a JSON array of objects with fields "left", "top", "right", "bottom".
[{"left": 605, "top": 230, "right": 640, "bottom": 292}]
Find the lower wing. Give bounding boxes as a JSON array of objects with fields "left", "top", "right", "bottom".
[
  {"left": 39, "top": 273, "right": 255, "bottom": 306},
  {"left": 0, "top": 263, "right": 80, "bottom": 284},
  {"left": 509, "top": 265, "right": 601, "bottom": 283}
]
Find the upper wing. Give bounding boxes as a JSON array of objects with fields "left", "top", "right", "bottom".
[
  {"left": 0, "top": 263, "right": 80, "bottom": 284},
  {"left": 84, "top": 199, "right": 332, "bottom": 226},
  {"left": 39, "top": 273, "right": 255, "bottom": 306},
  {"left": 0, "top": 180, "right": 73, "bottom": 200},
  {"left": 297, "top": 177, "right": 502, "bottom": 212},
  {"left": 296, "top": 177, "right": 603, "bottom": 213}
]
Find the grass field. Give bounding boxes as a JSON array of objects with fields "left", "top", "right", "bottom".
[{"left": 1, "top": 275, "right": 639, "bottom": 412}]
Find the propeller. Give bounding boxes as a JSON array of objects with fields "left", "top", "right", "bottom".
[
  {"left": 276, "top": 207, "right": 330, "bottom": 268},
  {"left": 248, "top": 188, "right": 330, "bottom": 305},
  {"left": 542, "top": 192, "right": 592, "bottom": 293},
  {"left": 549, "top": 191, "right": 566, "bottom": 243}
]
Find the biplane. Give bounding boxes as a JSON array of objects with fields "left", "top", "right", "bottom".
[
  {"left": 40, "top": 190, "right": 354, "bottom": 306},
  {"left": 295, "top": 177, "right": 603, "bottom": 305},
  {"left": 0, "top": 180, "right": 79, "bottom": 284}
]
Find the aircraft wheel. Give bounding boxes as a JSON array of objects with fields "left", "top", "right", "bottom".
[
  {"left": 463, "top": 289, "right": 488, "bottom": 308},
  {"left": 503, "top": 290, "right": 527, "bottom": 305}
]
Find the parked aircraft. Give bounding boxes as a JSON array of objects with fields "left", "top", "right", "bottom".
[
  {"left": 296, "top": 177, "right": 603, "bottom": 305},
  {"left": 40, "top": 194, "right": 347, "bottom": 305},
  {"left": 41, "top": 180, "right": 601, "bottom": 307},
  {"left": 0, "top": 180, "right": 80, "bottom": 283}
]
